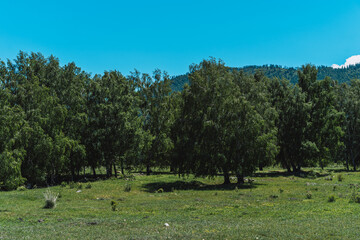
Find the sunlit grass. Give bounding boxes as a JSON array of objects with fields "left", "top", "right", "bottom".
[{"left": 1, "top": 167, "right": 360, "bottom": 239}]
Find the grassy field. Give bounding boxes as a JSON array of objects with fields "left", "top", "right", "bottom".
[{"left": 1, "top": 167, "right": 360, "bottom": 239}]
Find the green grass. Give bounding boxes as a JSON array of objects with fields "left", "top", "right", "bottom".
[{"left": 1, "top": 168, "right": 360, "bottom": 239}]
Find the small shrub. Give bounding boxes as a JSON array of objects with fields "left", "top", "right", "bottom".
[
  {"left": 157, "top": 188, "right": 164, "bottom": 193},
  {"left": 77, "top": 183, "right": 83, "bottom": 189},
  {"left": 325, "top": 176, "right": 333, "bottom": 181},
  {"left": 349, "top": 188, "right": 360, "bottom": 203},
  {"left": 60, "top": 182, "right": 67, "bottom": 188},
  {"left": 43, "top": 189, "right": 59, "bottom": 209},
  {"left": 124, "top": 183, "right": 131, "bottom": 192},
  {"left": 306, "top": 192, "right": 312, "bottom": 199},
  {"left": 328, "top": 195, "right": 336, "bottom": 202},
  {"left": 353, "top": 196, "right": 360, "bottom": 203},
  {"left": 337, "top": 174, "right": 344, "bottom": 182},
  {"left": 111, "top": 200, "right": 118, "bottom": 211},
  {"left": 17, "top": 186, "right": 26, "bottom": 191},
  {"left": 279, "top": 188, "right": 284, "bottom": 194},
  {"left": 69, "top": 181, "right": 76, "bottom": 189},
  {"left": 85, "top": 183, "right": 92, "bottom": 189}
]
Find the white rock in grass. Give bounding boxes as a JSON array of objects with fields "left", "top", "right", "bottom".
[
  {"left": 76, "top": 190, "right": 82, "bottom": 193},
  {"left": 164, "top": 223, "right": 170, "bottom": 227}
]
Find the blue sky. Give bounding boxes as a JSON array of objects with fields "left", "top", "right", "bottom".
[{"left": 1, "top": 0, "right": 360, "bottom": 76}]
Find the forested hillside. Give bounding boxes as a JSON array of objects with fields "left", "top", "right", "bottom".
[
  {"left": 171, "top": 64, "right": 360, "bottom": 91},
  {"left": 2, "top": 52, "right": 360, "bottom": 190}
]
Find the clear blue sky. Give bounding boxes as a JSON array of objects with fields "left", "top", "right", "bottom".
[{"left": 1, "top": 0, "right": 360, "bottom": 76}]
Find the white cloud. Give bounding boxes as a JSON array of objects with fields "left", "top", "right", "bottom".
[{"left": 332, "top": 55, "right": 360, "bottom": 69}]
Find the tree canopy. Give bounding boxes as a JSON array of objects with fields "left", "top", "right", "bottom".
[{"left": 0, "top": 52, "right": 359, "bottom": 190}]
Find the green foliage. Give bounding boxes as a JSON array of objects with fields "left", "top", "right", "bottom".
[
  {"left": 349, "top": 188, "right": 360, "bottom": 203},
  {"left": 328, "top": 195, "right": 336, "bottom": 202},
  {"left": 337, "top": 174, "right": 344, "bottom": 182},
  {"left": 172, "top": 59, "right": 277, "bottom": 183},
  {"left": 306, "top": 192, "right": 312, "bottom": 199},
  {"left": 111, "top": 200, "right": 118, "bottom": 211},
  {"left": 0, "top": 52, "right": 357, "bottom": 191},
  {"left": 124, "top": 183, "right": 131, "bottom": 192},
  {"left": 17, "top": 186, "right": 27, "bottom": 191},
  {"left": 170, "top": 64, "right": 360, "bottom": 91}
]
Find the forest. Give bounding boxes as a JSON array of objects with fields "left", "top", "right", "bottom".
[
  {"left": 1, "top": 52, "right": 360, "bottom": 190},
  {"left": 171, "top": 64, "right": 360, "bottom": 91}
]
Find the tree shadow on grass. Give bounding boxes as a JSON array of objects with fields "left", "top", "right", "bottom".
[
  {"left": 254, "top": 170, "right": 331, "bottom": 178},
  {"left": 142, "top": 180, "right": 262, "bottom": 193}
]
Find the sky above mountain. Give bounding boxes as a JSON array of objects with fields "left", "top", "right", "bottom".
[{"left": 1, "top": 0, "right": 360, "bottom": 76}]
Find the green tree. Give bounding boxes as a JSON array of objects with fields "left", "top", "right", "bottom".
[
  {"left": 0, "top": 89, "right": 27, "bottom": 190},
  {"left": 337, "top": 80, "right": 360, "bottom": 170},
  {"left": 298, "top": 65, "right": 344, "bottom": 169},
  {"left": 173, "top": 59, "right": 277, "bottom": 183},
  {"left": 86, "top": 71, "right": 140, "bottom": 177},
  {"left": 131, "top": 70, "right": 174, "bottom": 175}
]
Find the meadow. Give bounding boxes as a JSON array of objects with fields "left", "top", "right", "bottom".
[{"left": 1, "top": 167, "right": 360, "bottom": 239}]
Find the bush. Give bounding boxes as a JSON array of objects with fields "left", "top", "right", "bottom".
[
  {"left": 337, "top": 174, "right": 344, "bottom": 182},
  {"left": 85, "top": 183, "right": 92, "bottom": 189},
  {"left": 60, "top": 182, "right": 67, "bottom": 188},
  {"left": 111, "top": 200, "right": 118, "bottom": 211},
  {"left": 306, "top": 192, "right": 312, "bottom": 199},
  {"left": 77, "top": 183, "right": 83, "bottom": 189},
  {"left": 43, "top": 189, "right": 59, "bottom": 209},
  {"left": 69, "top": 181, "right": 76, "bottom": 189},
  {"left": 279, "top": 188, "right": 284, "bottom": 194},
  {"left": 124, "top": 183, "right": 131, "bottom": 192},
  {"left": 17, "top": 186, "right": 26, "bottom": 191},
  {"left": 349, "top": 189, "right": 360, "bottom": 203},
  {"left": 328, "top": 195, "right": 336, "bottom": 202},
  {"left": 157, "top": 188, "right": 164, "bottom": 193}
]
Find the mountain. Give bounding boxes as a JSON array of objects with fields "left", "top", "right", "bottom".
[{"left": 171, "top": 64, "right": 360, "bottom": 91}]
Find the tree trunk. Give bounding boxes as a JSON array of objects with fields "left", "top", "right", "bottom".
[
  {"left": 92, "top": 167, "right": 97, "bottom": 178},
  {"left": 223, "top": 171, "right": 230, "bottom": 185},
  {"left": 259, "top": 164, "right": 263, "bottom": 171},
  {"left": 106, "top": 165, "right": 112, "bottom": 177},
  {"left": 120, "top": 158, "right": 125, "bottom": 175},
  {"left": 114, "top": 163, "right": 118, "bottom": 178},
  {"left": 236, "top": 173, "right": 245, "bottom": 184},
  {"left": 146, "top": 165, "right": 151, "bottom": 176}
]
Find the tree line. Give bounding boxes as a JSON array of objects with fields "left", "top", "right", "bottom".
[
  {"left": 1, "top": 53, "right": 360, "bottom": 190},
  {"left": 171, "top": 63, "right": 360, "bottom": 91}
]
